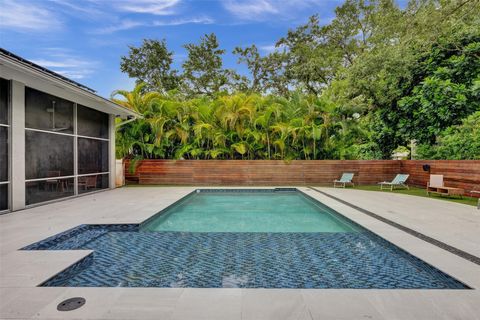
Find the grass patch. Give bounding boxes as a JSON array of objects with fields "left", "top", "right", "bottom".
[
  {"left": 341, "top": 185, "right": 478, "bottom": 207},
  {"left": 124, "top": 184, "right": 479, "bottom": 207}
]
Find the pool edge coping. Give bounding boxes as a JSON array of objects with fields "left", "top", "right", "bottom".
[
  {"left": 307, "top": 187, "right": 480, "bottom": 266},
  {"left": 20, "top": 187, "right": 477, "bottom": 290}
]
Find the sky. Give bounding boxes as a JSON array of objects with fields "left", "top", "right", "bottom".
[{"left": 1, "top": 0, "right": 355, "bottom": 98}]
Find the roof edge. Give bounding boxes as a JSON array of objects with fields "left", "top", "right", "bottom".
[{"left": 0, "top": 48, "right": 141, "bottom": 119}]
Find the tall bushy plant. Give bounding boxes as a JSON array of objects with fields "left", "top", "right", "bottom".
[
  {"left": 416, "top": 112, "right": 480, "bottom": 160},
  {"left": 114, "top": 84, "right": 367, "bottom": 160}
]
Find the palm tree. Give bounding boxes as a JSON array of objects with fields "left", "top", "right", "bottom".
[
  {"left": 111, "top": 83, "right": 162, "bottom": 116},
  {"left": 254, "top": 97, "right": 282, "bottom": 159},
  {"left": 113, "top": 89, "right": 365, "bottom": 161}
]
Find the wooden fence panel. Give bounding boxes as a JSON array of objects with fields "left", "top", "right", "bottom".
[
  {"left": 400, "top": 160, "right": 480, "bottom": 196},
  {"left": 124, "top": 159, "right": 480, "bottom": 196},
  {"left": 125, "top": 160, "right": 400, "bottom": 186}
]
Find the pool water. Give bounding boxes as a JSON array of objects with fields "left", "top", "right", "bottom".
[
  {"left": 141, "top": 190, "right": 359, "bottom": 233},
  {"left": 23, "top": 189, "right": 468, "bottom": 289}
]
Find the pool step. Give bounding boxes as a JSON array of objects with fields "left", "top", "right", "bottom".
[{"left": 22, "top": 224, "right": 138, "bottom": 250}]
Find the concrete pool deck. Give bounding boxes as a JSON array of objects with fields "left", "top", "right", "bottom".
[{"left": 0, "top": 186, "right": 479, "bottom": 319}]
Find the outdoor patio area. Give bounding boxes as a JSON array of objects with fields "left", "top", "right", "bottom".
[
  {"left": 2, "top": 1, "right": 479, "bottom": 318},
  {"left": 1, "top": 186, "right": 479, "bottom": 320}
]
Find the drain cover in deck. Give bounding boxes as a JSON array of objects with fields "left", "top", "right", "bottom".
[{"left": 57, "top": 297, "right": 86, "bottom": 311}]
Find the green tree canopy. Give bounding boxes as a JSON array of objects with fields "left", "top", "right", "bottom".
[
  {"left": 116, "top": 0, "right": 480, "bottom": 160},
  {"left": 120, "top": 39, "right": 180, "bottom": 93},
  {"left": 182, "top": 33, "right": 236, "bottom": 97},
  {"left": 416, "top": 111, "right": 480, "bottom": 160}
]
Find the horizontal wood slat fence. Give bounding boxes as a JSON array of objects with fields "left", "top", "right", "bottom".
[
  {"left": 400, "top": 160, "right": 480, "bottom": 196},
  {"left": 124, "top": 160, "right": 480, "bottom": 196}
]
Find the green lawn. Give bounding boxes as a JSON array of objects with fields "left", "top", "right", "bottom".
[
  {"left": 125, "top": 184, "right": 479, "bottom": 207},
  {"left": 336, "top": 185, "right": 478, "bottom": 207}
]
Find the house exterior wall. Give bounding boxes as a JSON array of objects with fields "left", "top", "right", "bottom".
[{"left": 0, "top": 74, "right": 117, "bottom": 213}]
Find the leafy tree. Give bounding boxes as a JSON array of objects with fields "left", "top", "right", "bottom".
[
  {"left": 276, "top": 1, "right": 402, "bottom": 95},
  {"left": 383, "top": 32, "right": 480, "bottom": 147},
  {"left": 233, "top": 45, "right": 268, "bottom": 93},
  {"left": 398, "top": 77, "right": 478, "bottom": 144},
  {"left": 111, "top": 83, "right": 161, "bottom": 115},
  {"left": 342, "top": 0, "right": 480, "bottom": 157},
  {"left": 277, "top": 15, "right": 341, "bottom": 95},
  {"left": 114, "top": 0, "right": 480, "bottom": 161},
  {"left": 232, "top": 45, "right": 292, "bottom": 95},
  {"left": 112, "top": 83, "right": 166, "bottom": 159},
  {"left": 262, "top": 51, "right": 290, "bottom": 96},
  {"left": 416, "top": 112, "right": 480, "bottom": 160},
  {"left": 120, "top": 39, "right": 180, "bottom": 93},
  {"left": 182, "top": 33, "right": 236, "bottom": 97}
]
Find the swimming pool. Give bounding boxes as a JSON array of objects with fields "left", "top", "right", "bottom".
[
  {"left": 23, "top": 189, "right": 468, "bottom": 289},
  {"left": 141, "top": 189, "right": 359, "bottom": 232}
]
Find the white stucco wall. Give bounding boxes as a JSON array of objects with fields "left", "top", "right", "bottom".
[
  {"left": 0, "top": 57, "right": 134, "bottom": 212},
  {"left": 10, "top": 80, "right": 25, "bottom": 211}
]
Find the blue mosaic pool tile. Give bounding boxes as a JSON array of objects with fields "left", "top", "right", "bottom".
[
  {"left": 40, "top": 253, "right": 95, "bottom": 286},
  {"left": 22, "top": 224, "right": 138, "bottom": 250},
  {"left": 29, "top": 227, "right": 468, "bottom": 289}
]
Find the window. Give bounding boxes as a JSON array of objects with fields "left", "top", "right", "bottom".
[
  {"left": 0, "top": 126, "right": 8, "bottom": 182},
  {"left": 0, "top": 126, "right": 8, "bottom": 210},
  {"left": 24, "top": 87, "right": 110, "bottom": 205},
  {"left": 25, "top": 87, "right": 75, "bottom": 205},
  {"left": 0, "top": 78, "right": 10, "bottom": 212},
  {"left": 77, "top": 104, "right": 109, "bottom": 193},
  {"left": 0, "top": 185, "right": 7, "bottom": 211},
  {"left": 0, "top": 78, "right": 8, "bottom": 124},
  {"left": 26, "top": 178, "right": 74, "bottom": 205},
  {"left": 25, "top": 87, "right": 73, "bottom": 134},
  {"left": 0, "top": 127, "right": 8, "bottom": 182},
  {"left": 77, "top": 104, "right": 108, "bottom": 139},
  {"left": 78, "top": 174, "right": 109, "bottom": 194},
  {"left": 77, "top": 137, "right": 109, "bottom": 193},
  {"left": 25, "top": 131, "right": 74, "bottom": 180},
  {"left": 78, "top": 138, "right": 108, "bottom": 175}
]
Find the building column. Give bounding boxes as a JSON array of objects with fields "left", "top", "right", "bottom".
[
  {"left": 73, "top": 103, "right": 78, "bottom": 196},
  {"left": 10, "top": 80, "right": 25, "bottom": 210},
  {"left": 108, "top": 114, "right": 116, "bottom": 189}
]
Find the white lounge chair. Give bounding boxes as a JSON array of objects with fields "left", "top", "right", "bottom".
[
  {"left": 378, "top": 174, "right": 409, "bottom": 191},
  {"left": 428, "top": 174, "right": 444, "bottom": 188},
  {"left": 334, "top": 173, "right": 355, "bottom": 188},
  {"left": 426, "top": 174, "right": 464, "bottom": 198}
]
